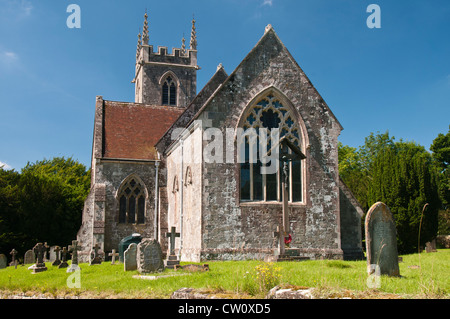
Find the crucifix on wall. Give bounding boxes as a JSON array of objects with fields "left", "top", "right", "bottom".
[{"left": 267, "top": 136, "right": 306, "bottom": 256}]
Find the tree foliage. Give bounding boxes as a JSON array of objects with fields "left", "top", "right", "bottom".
[
  {"left": 0, "top": 157, "right": 90, "bottom": 258},
  {"left": 339, "top": 131, "right": 443, "bottom": 254}
]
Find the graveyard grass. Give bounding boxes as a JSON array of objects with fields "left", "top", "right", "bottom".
[{"left": 0, "top": 250, "right": 448, "bottom": 299}]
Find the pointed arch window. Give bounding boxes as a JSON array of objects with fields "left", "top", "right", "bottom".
[
  {"left": 162, "top": 76, "right": 177, "bottom": 106},
  {"left": 240, "top": 93, "right": 304, "bottom": 203},
  {"left": 118, "top": 177, "right": 146, "bottom": 224}
]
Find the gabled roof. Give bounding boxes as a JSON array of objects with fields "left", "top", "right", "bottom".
[
  {"left": 100, "top": 100, "right": 184, "bottom": 161},
  {"left": 176, "top": 25, "right": 343, "bottom": 135}
]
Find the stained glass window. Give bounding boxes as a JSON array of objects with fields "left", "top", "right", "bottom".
[{"left": 240, "top": 94, "right": 303, "bottom": 203}]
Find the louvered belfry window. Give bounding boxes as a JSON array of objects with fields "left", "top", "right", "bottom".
[{"left": 162, "top": 76, "right": 177, "bottom": 106}]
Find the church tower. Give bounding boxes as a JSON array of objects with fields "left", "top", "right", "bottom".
[{"left": 133, "top": 13, "right": 199, "bottom": 107}]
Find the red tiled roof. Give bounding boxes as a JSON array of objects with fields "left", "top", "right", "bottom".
[{"left": 102, "top": 101, "right": 184, "bottom": 160}]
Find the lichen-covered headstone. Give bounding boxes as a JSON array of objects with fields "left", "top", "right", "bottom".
[
  {"left": 124, "top": 243, "right": 137, "bottom": 271},
  {"left": 24, "top": 250, "right": 35, "bottom": 265},
  {"left": 0, "top": 254, "right": 7, "bottom": 269},
  {"left": 137, "top": 238, "right": 164, "bottom": 273},
  {"left": 365, "top": 202, "right": 400, "bottom": 277}
]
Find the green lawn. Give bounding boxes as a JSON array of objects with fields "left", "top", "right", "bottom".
[{"left": 0, "top": 250, "right": 448, "bottom": 299}]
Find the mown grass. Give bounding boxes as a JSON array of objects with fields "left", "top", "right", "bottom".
[{"left": 0, "top": 250, "right": 448, "bottom": 299}]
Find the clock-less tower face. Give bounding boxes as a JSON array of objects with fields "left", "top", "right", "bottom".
[{"left": 134, "top": 15, "right": 199, "bottom": 108}]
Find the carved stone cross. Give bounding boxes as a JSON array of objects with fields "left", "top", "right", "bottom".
[
  {"left": 52, "top": 246, "right": 62, "bottom": 266},
  {"left": 58, "top": 247, "right": 69, "bottom": 269},
  {"left": 67, "top": 240, "right": 82, "bottom": 273},
  {"left": 33, "top": 243, "right": 47, "bottom": 265},
  {"left": 166, "top": 227, "right": 180, "bottom": 256},
  {"left": 108, "top": 249, "right": 119, "bottom": 265},
  {"left": 90, "top": 243, "right": 103, "bottom": 265},
  {"left": 32, "top": 243, "right": 48, "bottom": 273},
  {"left": 9, "top": 249, "right": 18, "bottom": 267},
  {"left": 68, "top": 240, "right": 81, "bottom": 265}
]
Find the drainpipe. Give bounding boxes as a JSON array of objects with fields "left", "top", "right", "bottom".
[
  {"left": 179, "top": 139, "right": 184, "bottom": 260},
  {"left": 154, "top": 157, "right": 160, "bottom": 241}
]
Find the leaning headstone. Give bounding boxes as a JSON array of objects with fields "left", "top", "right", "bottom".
[
  {"left": 365, "top": 202, "right": 400, "bottom": 277},
  {"left": 0, "top": 254, "right": 7, "bottom": 269},
  {"left": 31, "top": 243, "right": 48, "bottom": 273},
  {"left": 24, "top": 250, "right": 35, "bottom": 265},
  {"left": 67, "top": 240, "right": 82, "bottom": 273},
  {"left": 124, "top": 243, "right": 137, "bottom": 271},
  {"left": 137, "top": 238, "right": 164, "bottom": 273}
]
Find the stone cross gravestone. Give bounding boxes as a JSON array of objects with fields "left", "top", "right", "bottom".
[
  {"left": 58, "top": 247, "right": 69, "bottom": 269},
  {"left": 137, "top": 238, "right": 164, "bottom": 273},
  {"left": 51, "top": 246, "right": 62, "bottom": 266},
  {"left": 365, "top": 202, "right": 400, "bottom": 277},
  {"left": 108, "top": 249, "right": 119, "bottom": 265},
  {"left": 67, "top": 240, "right": 82, "bottom": 273},
  {"left": 0, "top": 254, "right": 7, "bottom": 269},
  {"left": 24, "top": 249, "right": 35, "bottom": 265},
  {"left": 90, "top": 243, "right": 103, "bottom": 265},
  {"left": 32, "top": 243, "right": 48, "bottom": 273},
  {"left": 124, "top": 243, "right": 137, "bottom": 271},
  {"left": 9, "top": 249, "right": 18, "bottom": 267},
  {"left": 42, "top": 242, "right": 49, "bottom": 262},
  {"left": 165, "top": 227, "right": 180, "bottom": 269}
]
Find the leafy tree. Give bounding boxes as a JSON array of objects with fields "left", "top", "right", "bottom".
[
  {"left": 339, "top": 132, "right": 440, "bottom": 253},
  {"left": 18, "top": 157, "right": 90, "bottom": 246},
  {"left": 430, "top": 125, "right": 450, "bottom": 235},
  {"left": 0, "top": 157, "right": 90, "bottom": 257}
]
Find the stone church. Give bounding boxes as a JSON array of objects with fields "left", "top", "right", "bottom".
[{"left": 77, "top": 13, "right": 364, "bottom": 262}]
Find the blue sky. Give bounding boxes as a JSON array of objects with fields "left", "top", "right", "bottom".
[{"left": 0, "top": 0, "right": 449, "bottom": 170}]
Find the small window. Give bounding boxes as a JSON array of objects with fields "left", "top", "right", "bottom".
[
  {"left": 162, "top": 76, "right": 177, "bottom": 106},
  {"left": 118, "top": 178, "right": 146, "bottom": 224}
]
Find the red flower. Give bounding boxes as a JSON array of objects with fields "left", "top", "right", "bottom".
[{"left": 284, "top": 234, "right": 292, "bottom": 245}]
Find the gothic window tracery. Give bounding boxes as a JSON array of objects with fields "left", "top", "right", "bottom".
[
  {"left": 240, "top": 93, "right": 303, "bottom": 203},
  {"left": 162, "top": 76, "right": 177, "bottom": 106},
  {"left": 118, "top": 177, "right": 146, "bottom": 224}
]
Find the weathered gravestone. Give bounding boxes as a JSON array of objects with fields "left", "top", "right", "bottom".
[
  {"left": 124, "top": 243, "right": 137, "bottom": 271},
  {"left": 108, "top": 249, "right": 119, "bottom": 265},
  {"left": 58, "top": 247, "right": 69, "bottom": 269},
  {"left": 165, "top": 227, "right": 180, "bottom": 269},
  {"left": 137, "top": 238, "right": 164, "bottom": 273},
  {"left": 24, "top": 250, "right": 35, "bottom": 265},
  {"left": 31, "top": 243, "right": 48, "bottom": 273},
  {"left": 9, "top": 249, "right": 18, "bottom": 267},
  {"left": 0, "top": 254, "right": 7, "bottom": 269},
  {"left": 67, "top": 240, "right": 82, "bottom": 273},
  {"left": 365, "top": 202, "right": 400, "bottom": 277},
  {"left": 89, "top": 243, "right": 103, "bottom": 265},
  {"left": 51, "top": 246, "right": 62, "bottom": 266}
]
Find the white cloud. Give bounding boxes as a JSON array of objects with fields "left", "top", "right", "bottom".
[
  {"left": 0, "top": 0, "right": 33, "bottom": 18},
  {"left": 3, "top": 51, "right": 18, "bottom": 61},
  {"left": 0, "top": 161, "right": 12, "bottom": 170},
  {"left": 262, "top": 0, "right": 273, "bottom": 6},
  {"left": 0, "top": 50, "right": 20, "bottom": 70}
]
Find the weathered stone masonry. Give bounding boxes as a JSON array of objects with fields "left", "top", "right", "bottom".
[{"left": 78, "top": 16, "right": 364, "bottom": 262}]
